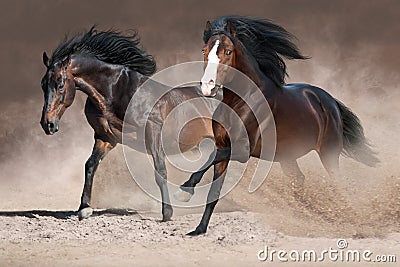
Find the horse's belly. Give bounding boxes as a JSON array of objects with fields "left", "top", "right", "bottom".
[{"left": 274, "top": 120, "right": 319, "bottom": 161}]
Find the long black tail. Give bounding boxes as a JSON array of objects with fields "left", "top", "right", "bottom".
[{"left": 336, "top": 99, "right": 379, "bottom": 167}]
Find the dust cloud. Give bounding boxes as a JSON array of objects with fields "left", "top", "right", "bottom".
[{"left": 0, "top": 0, "right": 399, "bottom": 237}]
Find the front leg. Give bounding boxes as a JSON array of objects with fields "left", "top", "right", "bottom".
[
  {"left": 187, "top": 160, "right": 229, "bottom": 236},
  {"left": 78, "top": 137, "right": 114, "bottom": 220},
  {"left": 174, "top": 147, "right": 231, "bottom": 202}
]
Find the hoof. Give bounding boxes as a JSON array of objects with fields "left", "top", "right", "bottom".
[
  {"left": 162, "top": 216, "right": 172, "bottom": 222},
  {"left": 173, "top": 188, "right": 193, "bottom": 202},
  {"left": 162, "top": 206, "right": 173, "bottom": 222},
  {"left": 78, "top": 207, "right": 93, "bottom": 220},
  {"left": 186, "top": 227, "right": 206, "bottom": 236}
]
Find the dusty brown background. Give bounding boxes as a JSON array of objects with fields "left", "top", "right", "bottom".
[
  {"left": 0, "top": 1, "right": 399, "bottom": 266},
  {"left": 0, "top": 0, "right": 399, "bottom": 102}
]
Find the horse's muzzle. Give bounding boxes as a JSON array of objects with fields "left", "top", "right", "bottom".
[
  {"left": 40, "top": 119, "right": 59, "bottom": 135},
  {"left": 200, "top": 81, "right": 222, "bottom": 97},
  {"left": 208, "top": 84, "right": 223, "bottom": 97}
]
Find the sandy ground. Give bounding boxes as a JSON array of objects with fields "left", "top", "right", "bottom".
[
  {"left": 0, "top": 211, "right": 399, "bottom": 267},
  {"left": 0, "top": 142, "right": 399, "bottom": 266}
]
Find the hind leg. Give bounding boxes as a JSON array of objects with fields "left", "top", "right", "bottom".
[
  {"left": 318, "top": 149, "right": 344, "bottom": 200},
  {"left": 318, "top": 139, "right": 345, "bottom": 204},
  {"left": 146, "top": 121, "right": 173, "bottom": 222},
  {"left": 317, "top": 106, "right": 343, "bottom": 180},
  {"left": 319, "top": 150, "right": 341, "bottom": 179},
  {"left": 280, "top": 160, "right": 305, "bottom": 197},
  {"left": 317, "top": 146, "right": 357, "bottom": 222}
]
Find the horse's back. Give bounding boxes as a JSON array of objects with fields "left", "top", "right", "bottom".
[{"left": 284, "top": 83, "right": 337, "bottom": 105}]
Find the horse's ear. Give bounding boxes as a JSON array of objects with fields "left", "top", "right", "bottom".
[
  {"left": 205, "top": 20, "right": 212, "bottom": 32},
  {"left": 226, "top": 21, "right": 236, "bottom": 38},
  {"left": 42, "top": 52, "right": 49, "bottom": 67}
]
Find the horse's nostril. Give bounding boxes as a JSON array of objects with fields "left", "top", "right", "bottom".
[{"left": 48, "top": 122, "right": 55, "bottom": 130}]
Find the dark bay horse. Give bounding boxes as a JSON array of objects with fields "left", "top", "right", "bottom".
[
  {"left": 40, "top": 28, "right": 213, "bottom": 221},
  {"left": 177, "top": 16, "right": 379, "bottom": 235}
]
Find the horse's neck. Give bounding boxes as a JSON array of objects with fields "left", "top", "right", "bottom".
[
  {"left": 234, "top": 51, "right": 278, "bottom": 98},
  {"left": 71, "top": 57, "right": 144, "bottom": 117}
]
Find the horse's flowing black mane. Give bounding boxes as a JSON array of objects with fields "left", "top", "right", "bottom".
[
  {"left": 50, "top": 27, "right": 156, "bottom": 76},
  {"left": 204, "top": 16, "right": 307, "bottom": 86}
]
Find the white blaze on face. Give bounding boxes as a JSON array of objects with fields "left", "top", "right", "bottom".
[{"left": 201, "top": 40, "right": 220, "bottom": 96}]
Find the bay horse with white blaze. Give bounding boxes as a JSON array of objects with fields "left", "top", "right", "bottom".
[
  {"left": 40, "top": 28, "right": 213, "bottom": 221},
  {"left": 177, "top": 16, "right": 379, "bottom": 236}
]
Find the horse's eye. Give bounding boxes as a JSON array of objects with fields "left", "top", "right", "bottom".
[
  {"left": 201, "top": 49, "right": 205, "bottom": 55},
  {"left": 226, "top": 50, "right": 232, "bottom": 56}
]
